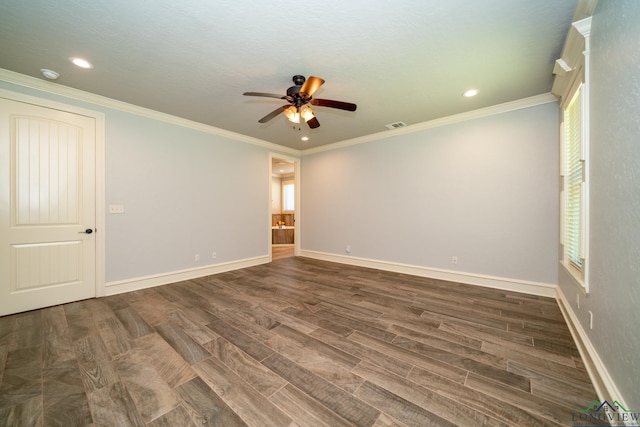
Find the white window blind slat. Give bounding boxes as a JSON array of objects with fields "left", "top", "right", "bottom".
[{"left": 563, "top": 86, "right": 583, "bottom": 270}]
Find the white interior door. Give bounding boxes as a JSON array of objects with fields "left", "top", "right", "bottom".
[{"left": 0, "top": 97, "right": 96, "bottom": 316}]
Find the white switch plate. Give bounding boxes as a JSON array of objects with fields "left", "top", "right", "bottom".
[{"left": 109, "top": 204, "right": 125, "bottom": 214}]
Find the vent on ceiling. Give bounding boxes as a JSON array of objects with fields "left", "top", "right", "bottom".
[{"left": 385, "top": 121, "right": 407, "bottom": 130}]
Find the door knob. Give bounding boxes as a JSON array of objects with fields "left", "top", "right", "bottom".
[{"left": 79, "top": 228, "right": 94, "bottom": 234}]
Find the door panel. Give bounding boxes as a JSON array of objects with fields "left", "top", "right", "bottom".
[
  {"left": 12, "top": 241, "right": 82, "bottom": 291},
  {"left": 0, "top": 98, "right": 96, "bottom": 316},
  {"left": 14, "top": 117, "right": 80, "bottom": 225}
]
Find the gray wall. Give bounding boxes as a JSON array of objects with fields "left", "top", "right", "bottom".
[
  {"left": 105, "top": 110, "right": 270, "bottom": 282},
  {"left": 0, "top": 79, "right": 289, "bottom": 284},
  {"left": 558, "top": 0, "right": 640, "bottom": 408},
  {"left": 301, "top": 102, "right": 560, "bottom": 285}
]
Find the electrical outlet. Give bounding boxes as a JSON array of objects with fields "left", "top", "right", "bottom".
[
  {"left": 346, "top": 245, "right": 351, "bottom": 254},
  {"left": 195, "top": 254, "right": 200, "bottom": 262},
  {"left": 451, "top": 256, "right": 458, "bottom": 265},
  {"left": 212, "top": 251, "right": 217, "bottom": 259}
]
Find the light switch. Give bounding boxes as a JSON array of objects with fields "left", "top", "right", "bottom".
[{"left": 109, "top": 204, "right": 125, "bottom": 214}]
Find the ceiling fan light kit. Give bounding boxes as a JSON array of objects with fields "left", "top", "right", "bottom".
[
  {"left": 243, "top": 75, "right": 357, "bottom": 130},
  {"left": 284, "top": 105, "right": 300, "bottom": 123},
  {"left": 300, "top": 105, "right": 314, "bottom": 121}
]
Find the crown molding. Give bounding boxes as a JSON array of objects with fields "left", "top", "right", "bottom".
[
  {"left": 551, "top": 0, "right": 596, "bottom": 99},
  {"left": 0, "top": 68, "right": 300, "bottom": 157},
  {"left": 573, "top": 16, "right": 592, "bottom": 38},
  {"left": 301, "top": 93, "right": 557, "bottom": 155},
  {"left": 0, "top": 68, "right": 557, "bottom": 159}
]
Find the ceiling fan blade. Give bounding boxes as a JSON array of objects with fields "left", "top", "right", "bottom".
[
  {"left": 300, "top": 76, "right": 325, "bottom": 97},
  {"left": 244, "top": 92, "right": 285, "bottom": 100},
  {"left": 310, "top": 98, "right": 357, "bottom": 111},
  {"left": 258, "top": 106, "right": 287, "bottom": 123},
  {"left": 306, "top": 117, "right": 320, "bottom": 129}
]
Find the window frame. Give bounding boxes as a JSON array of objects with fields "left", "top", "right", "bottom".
[
  {"left": 560, "top": 78, "right": 589, "bottom": 292},
  {"left": 554, "top": 16, "right": 592, "bottom": 293}
]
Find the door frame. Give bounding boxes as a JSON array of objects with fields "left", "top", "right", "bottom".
[
  {"left": 269, "top": 152, "right": 300, "bottom": 260},
  {"left": 0, "top": 88, "right": 106, "bottom": 297}
]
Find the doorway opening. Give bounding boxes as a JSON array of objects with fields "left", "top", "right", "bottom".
[{"left": 270, "top": 154, "right": 299, "bottom": 260}]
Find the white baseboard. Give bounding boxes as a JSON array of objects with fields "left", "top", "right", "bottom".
[
  {"left": 103, "top": 255, "right": 270, "bottom": 296},
  {"left": 299, "top": 250, "right": 557, "bottom": 298},
  {"left": 556, "top": 286, "right": 628, "bottom": 411}
]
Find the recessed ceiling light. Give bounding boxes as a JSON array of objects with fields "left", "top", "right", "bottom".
[
  {"left": 463, "top": 89, "right": 479, "bottom": 97},
  {"left": 40, "top": 69, "right": 60, "bottom": 80},
  {"left": 301, "top": 136, "right": 309, "bottom": 141},
  {"left": 70, "top": 57, "right": 93, "bottom": 69}
]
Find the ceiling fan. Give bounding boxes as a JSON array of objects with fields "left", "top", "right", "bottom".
[{"left": 243, "top": 75, "right": 357, "bottom": 129}]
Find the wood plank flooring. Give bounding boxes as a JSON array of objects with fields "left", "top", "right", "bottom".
[
  {"left": 0, "top": 256, "right": 603, "bottom": 426},
  {"left": 272, "top": 245, "right": 294, "bottom": 261}
]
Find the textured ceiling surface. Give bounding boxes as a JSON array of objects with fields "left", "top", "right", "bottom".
[{"left": 0, "top": 0, "right": 577, "bottom": 149}]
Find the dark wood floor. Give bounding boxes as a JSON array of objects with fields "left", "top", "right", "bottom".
[{"left": 0, "top": 256, "right": 601, "bottom": 426}]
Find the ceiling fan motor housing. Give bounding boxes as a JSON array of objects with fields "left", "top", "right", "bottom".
[
  {"left": 286, "top": 85, "right": 303, "bottom": 99},
  {"left": 287, "top": 75, "right": 307, "bottom": 105}
]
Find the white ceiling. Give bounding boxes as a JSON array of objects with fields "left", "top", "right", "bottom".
[{"left": 0, "top": 0, "right": 577, "bottom": 150}]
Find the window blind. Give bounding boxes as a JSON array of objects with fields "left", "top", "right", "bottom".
[{"left": 564, "top": 86, "right": 583, "bottom": 270}]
